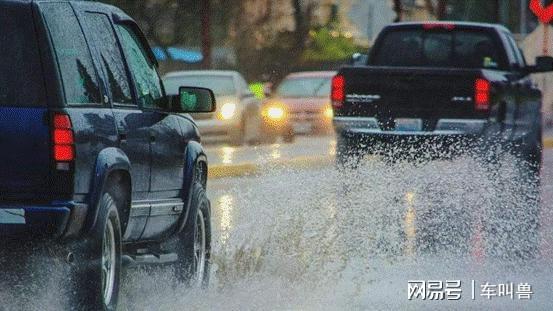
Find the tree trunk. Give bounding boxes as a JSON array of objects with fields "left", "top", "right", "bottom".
[
  {"left": 492, "top": 0, "right": 500, "bottom": 23},
  {"left": 201, "top": 0, "right": 212, "bottom": 69},
  {"left": 437, "top": 0, "right": 448, "bottom": 20},
  {"left": 292, "top": 0, "right": 305, "bottom": 48}
]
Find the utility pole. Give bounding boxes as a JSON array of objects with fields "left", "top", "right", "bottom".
[
  {"left": 201, "top": 0, "right": 212, "bottom": 69},
  {"left": 367, "top": 1, "right": 374, "bottom": 40}
]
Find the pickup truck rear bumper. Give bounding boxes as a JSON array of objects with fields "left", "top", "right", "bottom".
[
  {"left": 334, "top": 117, "right": 487, "bottom": 136},
  {"left": 0, "top": 201, "right": 88, "bottom": 240},
  {"left": 334, "top": 117, "right": 489, "bottom": 157}
]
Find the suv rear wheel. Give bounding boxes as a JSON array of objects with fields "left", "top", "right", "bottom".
[{"left": 72, "top": 192, "right": 122, "bottom": 311}]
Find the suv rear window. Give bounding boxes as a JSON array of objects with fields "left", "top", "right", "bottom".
[
  {"left": 41, "top": 2, "right": 101, "bottom": 105},
  {"left": 372, "top": 28, "right": 508, "bottom": 70},
  {"left": 0, "top": 3, "right": 46, "bottom": 107}
]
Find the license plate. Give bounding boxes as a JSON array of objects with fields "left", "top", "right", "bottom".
[
  {"left": 395, "top": 118, "right": 423, "bottom": 132},
  {"left": 293, "top": 122, "right": 312, "bottom": 133},
  {"left": 0, "top": 209, "right": 25, "bottom": 224}
]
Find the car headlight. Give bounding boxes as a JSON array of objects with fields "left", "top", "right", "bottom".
[
  {"left": 219, "top": 102, "right": 237, "bottom": 120},
  {"left": 266, "top": 106, "right": 285, "bottom": 120},
  {"left": 324, "top": 106, "right": 334, "bottom": 119}
]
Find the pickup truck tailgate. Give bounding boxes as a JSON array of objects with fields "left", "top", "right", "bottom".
[{"left": 341, "top": 67, "right": 486, "bottom": 129}]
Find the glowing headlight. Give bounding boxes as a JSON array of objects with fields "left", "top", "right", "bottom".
[
  {"left": 219, "top": 102, "right": 237, "bottom": 120},
  {"left": 324, "top": 106, "right": 334, "bottom": 119},
  {"left": 267, "top": 106, "right": 285, "bottom": 120}
]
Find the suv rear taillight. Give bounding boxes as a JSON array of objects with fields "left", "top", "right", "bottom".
[
  {"left": 331, "top": 74, "right": 345, "bottom": 109},
  {"left": 53, "top": 113, "right": 74, "bottom": 162},
  {"left": 474, "top": 78, "right": 490, "bottom": 112}
]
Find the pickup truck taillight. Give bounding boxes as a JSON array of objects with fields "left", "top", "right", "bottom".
[
  {"left": 53, "top": 113, "right": 75, "bottom": 163},
  {"left": 331, "top": 74, "right": 345, "bottom": 109},
  {"left": 474, "top": 78, "right": 490, "bottom": 112}
]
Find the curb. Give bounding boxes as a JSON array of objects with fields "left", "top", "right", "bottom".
[
  {"left": 210, "top": 138, "right": 553, "bottom": 179},
  {"left": 544, "top": 137, "right": 553, "bottom": 149}
]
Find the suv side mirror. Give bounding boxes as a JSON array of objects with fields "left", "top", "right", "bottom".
[
  {"left": 173, "top": 87, "right": 216, "bottom": 113},
  {"left": 350, "top": 53, "right": 368, "bottom": 66},
  {"left": 528, "top": 56, "right": 553, "bottom": 73}
]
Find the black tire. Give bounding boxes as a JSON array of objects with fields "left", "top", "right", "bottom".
[
  {"left": 173, "top": 172, "right": 211, "bottom": 288},
  {"left": 527, "top": 140, "right": 543, "bottom": 185},
  {"left": 516, "top": 146, "right": 542, "bottom": 259},
  {"left": 481, "top": 146, "right": 541, "bottom": 260},
  {"left": 71, "top": 192, "right": 122, "bottom": 311}
]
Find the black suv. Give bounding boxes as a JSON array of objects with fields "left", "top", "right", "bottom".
[{"left": 0, "top": 1, "right": 215, "bottom": 309}]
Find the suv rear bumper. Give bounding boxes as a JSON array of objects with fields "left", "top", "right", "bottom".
[{"left": 0, "top": 201, "right": 87, "bottom": 240}]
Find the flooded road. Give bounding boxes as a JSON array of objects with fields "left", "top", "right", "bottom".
[
  {"left": 3, "top": 137, "right": 553, "bottom": 310},
  {"left": 120, "top": 148, "right": 553, "bottom": 310}
]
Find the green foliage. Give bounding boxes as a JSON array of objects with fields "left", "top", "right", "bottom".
[{"left": 301, "top": 27, "right": 361, "bottom": 62}]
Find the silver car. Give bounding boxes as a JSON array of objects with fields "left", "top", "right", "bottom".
[{"left": 163, "top": 70, "right": 262, "bottom": 145}]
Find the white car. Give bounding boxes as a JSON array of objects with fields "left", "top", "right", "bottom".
[{"left": 164, "top": 70, "right": 262, "bottom": 145}]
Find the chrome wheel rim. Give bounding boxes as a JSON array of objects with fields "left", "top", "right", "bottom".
[
  {"left": 102, "top": 220, "right": 116, "bottom": 305},
  {"left": 193, "top": 208, "right": 207, "bottom": 286}
]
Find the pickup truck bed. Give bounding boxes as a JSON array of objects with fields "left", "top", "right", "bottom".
[{"left": 332, "top": 22, "right": 546, "bottom": 165}]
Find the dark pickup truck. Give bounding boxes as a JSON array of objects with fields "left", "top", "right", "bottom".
[{"left": 332, "top": 22, "right": 553, "bottom": 169}]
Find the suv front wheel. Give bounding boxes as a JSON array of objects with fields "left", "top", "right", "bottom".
[{"left": 173, "top": 169, "right": 211, "bottom": 287}]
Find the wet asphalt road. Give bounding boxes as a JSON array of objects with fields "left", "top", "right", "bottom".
[
  {"left": 204, "top": 135, "right": 336, "bottom": 166},
  {"left": 183, "top": 135, "right": 553, "bottom": 310},
  {"left": 5, "top": 134, "right": 553, "bottom": 310}
]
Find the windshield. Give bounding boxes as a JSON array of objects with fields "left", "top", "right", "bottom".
[
  {"left": 372, "top": 29, "right": 507, "bottom": 70},
  {"left": 276, "top": 77, "right": 331, "bottom": 98},
  {"left": 163, "top": 75, "right": 236, "bottom": 96},
  {"left": 0, "top": 6, "right": 45, "bottom": 106}
]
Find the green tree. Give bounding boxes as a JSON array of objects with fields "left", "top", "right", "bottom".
[{"left": 302, "top": 28, "right": 359, "bottom": 62}]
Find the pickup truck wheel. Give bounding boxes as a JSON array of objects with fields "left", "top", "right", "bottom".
[
  {"left": 518, "top": 148, "right": 541, "bottom": 259},
  {"left": 72, "top": 193, "right": 122, "bottom": 311},
  {"left": 174, "top": 178, "right": 211, "bottom": 288}
]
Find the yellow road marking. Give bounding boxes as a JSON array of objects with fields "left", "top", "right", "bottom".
[{"left": 209, "top": 138, "right": 553, "bottom": 179}]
